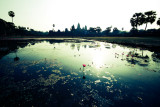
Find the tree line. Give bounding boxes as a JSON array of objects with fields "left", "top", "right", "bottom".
[
  {"left": 0, "top": 10, "right": 160, "bottom": 37},
  {"left": 0, "top": 11, "right": 48, "bottom": 37},
  {"left": 130, "top": 10, "right": 160, "bottom": 30},
  {"left": 49, "top": 10, "right": 160, "bottom": 37}
]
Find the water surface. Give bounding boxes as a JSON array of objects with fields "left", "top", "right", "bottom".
[{"left": 0, "top": 39, "right": 160, "bottom": 107}]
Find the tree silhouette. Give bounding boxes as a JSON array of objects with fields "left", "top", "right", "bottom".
[
  {"left": 53, "top": 24, "right": 55, "bottom": 31},
  {"left": 8, "top": 11, "right": 15, "bottom": 23},
  {"left": 157, "top": 18, "right": 160, "bottom": 28},
  {"left": 130, "top": 13, "right": 145, "bottom": 29},
  {"left": 96, "top": 27, "right": 102, "bottom": 33},
  {"left": 89, "top": 27, "right": 96, "bottom": 33},
  {"left": 0, "top": 19, "right": 7, "bottom": 35},
  {"left": 105, "top": 26, "right": 112, "bottom": 35},
  {"left": 112, "top": 27, "right": 119, "bottom": 34},
  {"left": 144, "top": 11, "right": 156, "bottom": 30},
  {"left": 130, "top": 17, "right": 136, "bottom": 28}
]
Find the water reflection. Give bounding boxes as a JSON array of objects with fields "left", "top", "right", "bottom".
[
  {"left": 126, "top": 51, "right": 150, "bottom": 66},
  {"left": 70, "top": 43, "right": 75, "bottom": 50},
  {"left": 92, "top": 49, "right": 104, "bottom": 69},
  {"left": 152, "top": 52, "right": 160, "bottom": 62},
  {"left": 0, "top": 39, "right": 160, "bottom": 106},
  {"left": 14, "top": 54, "right": 20, "bottom": 61}
]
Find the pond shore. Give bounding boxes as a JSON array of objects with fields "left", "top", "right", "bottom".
[
  {"left": 1, "top": 36, "right": 160, "bottom": 52},
  {"left": 83, "top": 37, "right": 160, "bottom": 52}
]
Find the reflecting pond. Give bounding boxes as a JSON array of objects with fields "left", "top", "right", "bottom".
[{"left": 0, "top": 39, "right": 160, "bottom": 107}]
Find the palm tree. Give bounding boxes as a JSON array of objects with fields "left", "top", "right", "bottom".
[
  {"left": 53, "top": 24, "right": 55, "bottom": 31},
  {"left": 157, "top": 18, "right": 160, "bottom": 28},
  {"left": 130, "top": 17, "right": 136, "bottom": 28},
  {"left": 8, "top": 11, "right": 15, "bottom": 23},
  {"left": 130, "top": 13, "right": 145, "bottom": 29},
  {"left": 144, "top": 11, "right": 156, "bottom": 30}
]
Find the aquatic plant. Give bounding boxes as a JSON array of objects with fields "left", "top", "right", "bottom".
[{"left": 82, "top": 64, "right": 86, "bottom": 79}]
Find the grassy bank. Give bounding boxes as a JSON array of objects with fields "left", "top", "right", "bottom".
[
  {"left": 83, "top": 37, "right": 160, "bottom": 52},
  {"left": 83, "top": 37, "right": 160, "bottom": 46}
]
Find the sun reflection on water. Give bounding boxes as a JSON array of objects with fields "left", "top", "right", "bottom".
[{"left": 92, "top": 47, "right": 105, "bottom": 69}]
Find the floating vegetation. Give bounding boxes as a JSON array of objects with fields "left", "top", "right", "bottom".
[
  {"left": 43, "top": 74, "right": 61, "bottom": 85},
  {"left": 102, "top": 76, "right": 111, "bottom": 80},
  {"left": 52, "top": 70, "right": 61, "bottom": 74},
  {"left": 71, "top": 72, "right": 78, "bottom": 76},
  {"left": 95, "top": 80, "right": 101, "bottom": 84},
  {"left": 22, "top": 70, "right": 27, "bottom": 73},
  {"left": 36, "top": 70, "right": 41, "bottom": 73}
]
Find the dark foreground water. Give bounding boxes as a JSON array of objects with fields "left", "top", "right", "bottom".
[{"left": 0, "top": 39, "right": 160, "bottom": 107}]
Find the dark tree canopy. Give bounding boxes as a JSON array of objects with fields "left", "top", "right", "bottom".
[
  {"left": 130, "top": 13, "right": 145, "bottom": 29},
  {"left": 144, "top": 11, "right": 156, "bottom": 30},
  {"left": 130, "top": 17, "right": 136, "bottom": 28},
  {"left": 157, "top": 18, "right": 160, "bottom": 28},
  {"left": 96, "top": 27, "right": 102, "bottom": 33},
  {"left": 105, "top": 26, "right": 112, "bottom": 35},
  {"left": 89, "top": 27, "right": 96, "bottom": 33},
  {"left": 112, "top": 27, "right": 119, "bottom": 34}
]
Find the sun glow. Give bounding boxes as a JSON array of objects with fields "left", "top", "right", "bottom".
[{"left": 92, "top": 47, "right": 105, "bottom": 69}]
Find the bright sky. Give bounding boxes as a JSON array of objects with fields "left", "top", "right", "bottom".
[{"left": 0, "top": 0, "right": 159, "bottom": 32}]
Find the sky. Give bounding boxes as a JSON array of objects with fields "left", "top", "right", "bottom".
[{"left": 0, "top": 0, "right": 160, "bottom": 32}]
